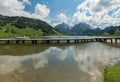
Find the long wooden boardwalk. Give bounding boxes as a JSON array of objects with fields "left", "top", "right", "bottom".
[
  {"left": 95, "top": 36, "right": 120, "bottom": 44},
  {"left": 0, "top": 36, "right": 120, "bottom": 44}
]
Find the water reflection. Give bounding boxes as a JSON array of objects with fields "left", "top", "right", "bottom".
[{"left": 0, "top": 43, "right": 120, "bottom": 82}]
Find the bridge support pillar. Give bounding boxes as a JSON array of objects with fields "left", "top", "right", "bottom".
[
  {"left": 115, "top": 39, "right": 117, "bottom": 44},
  {"left": 74, "top": 40, "right": 79, "bottom": 43},
  {"left": 83, "top": 39, "right": 85, "bottom": 42},
  {"left": 46, "top": 40, "right": 50, "bottom": 44},
  {"left": 31, "top": 40, "right": 35, "bottom": 44},
  {"left": 74, "top": 40, "right": 76, "bottom": 43},
  {"left": 57, "top": 40, "right": 60, "bottom": 44},
  {"left": 22, "top": 40, "right": 25, "bottom": 44},
  {"left": 103, "top": 39, "right": 107, "bottom": 43},
  {"left": 16, "top": 40, "right": 19, "bottom": 44},
  {"left": 95, "top": 38, "right": 98, "bottom": 42},
  {"left": 111, "top": 39, "right": 113, "bottom": 44},
  {"left": 7, "top": 40, "right": 10, "bottom": 44},
  {"left": 35, "top": 40, "right": 37, "bottom": 44},
  {"left": 67, "top": 40, "right": 70, "bottom": 44},
  {"left": 76, "top": 40, "right": 79, "bottom": 43}
]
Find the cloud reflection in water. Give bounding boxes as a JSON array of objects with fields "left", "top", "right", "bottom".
[{"left": 0, "top": 43, "right": 120, "bottom": 82}]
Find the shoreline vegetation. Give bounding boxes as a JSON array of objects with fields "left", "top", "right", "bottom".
[
  {"left": 104, "top": 44, "right": 120, "bottom": 82},
  {"left": 104, "top": 62, "right": 120, "bottom": 82}
]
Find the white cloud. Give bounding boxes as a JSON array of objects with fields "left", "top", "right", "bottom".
[
  {"left": 0, "top": 47, "right": 68, "bottom": 74},
  {"left": 0, "top": 0, "right": 50, "bottom": 23},
  {"left": 22, "top": 0, "right": 31, "bottom": 5},
  {"left": 33, "top": 3, "right": 50, "bottom": 20},
  {"left": 112, "top": 9, "right": 120, "bottom": 18},
  {"left": 52, "top": 13, "right": 68, "bottom": 27},
  {"left": 52, "top": 22, "right": 61, "bottom": 27},
  {"left": 57, "top": 13, "right": 68, "bottom": 23},
  {"left": 0, "top": 0, "right": 25, "bottom": 16},
  {"left": 73, "top": 0, "right": 120, "bottom": 28},
  {"left": 1, "top": 0, "right": 120, "bottom": 27},
  {"left": 72, "top": 11, "right": 92, "bottom": 24}
]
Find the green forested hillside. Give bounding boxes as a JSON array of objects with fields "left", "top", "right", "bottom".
[{"left": 0, "top": 15, "right": 62, "bottom": 38}]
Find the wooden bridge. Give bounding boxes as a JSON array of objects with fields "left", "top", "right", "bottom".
[{"left": 0, "top": 36, "right": 120, "bottom": 44}]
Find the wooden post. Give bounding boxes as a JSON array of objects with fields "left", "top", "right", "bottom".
[
  {"left": 87, "top": 39, "right": 89, "bottom": 42},
  {"left": 95, "top": 38, "right": 98, "bottom": 42},
  {"left": 111, "top": 39, "right": 113, "bottom": 44},
  {"left": 99, "top": 39, "right": 101, "bottom": 42},
  {"left": 67, "top": 40, "right": 70, "bottom": 44},
  {"left": 76, "top": 40, "right": 79, "bottom": 43},
  {"left": 83, "top": 39, "right": 85, "bottom": 42},
  {"left": 75, "top": 40, "right": 78, "bottom": 43},
  {"left": 115, "top": 39, "right": 117, "bottom": 44},
  {"left": 74, "top": 40, "right": 76, "bottom": 43},
  {"left": 22, "top": 40, "right": 25, "bottom": 44},
  {"left": 35, "top": 40, "right": 37, "bottom": 44},
  {"left": 103, "top": 39, "right": 107, "bottom": 43},
  {"left": 57, "top": 40, "right": 60, "bottom": 44},
  {"left": 32, "top": 40, "right": 35, "bottom": 44},
  {"left": 16, "top": 40, "right": 19, "bottom": 44},
  {"left": 46, "top": 40, "right": 50, "bottom": 44},
  {"left": 7, "top": 40, "right": 10, "bottom": 44}
]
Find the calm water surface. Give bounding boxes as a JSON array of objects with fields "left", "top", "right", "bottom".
[{"left": 0, "top": 41, "right": 120, "bottom": 82}]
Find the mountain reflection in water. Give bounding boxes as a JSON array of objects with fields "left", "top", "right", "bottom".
[{"left": 0, "top": 43, "right": 120, "bottom": 82}]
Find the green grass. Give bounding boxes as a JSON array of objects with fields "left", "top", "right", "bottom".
[
  {"left": 17, "top": 27, "right": 44, "bottom": 36},
  {"left": 0, "top": 27, "right": 44, "bottom": 38},
  {"left": 50, "top": 29, "right": 64, "bottom": 36},
  {"left": 0, "top": 24, "right": 63, "bottom": 38},
  {"left": 104, "top": 62, "right": 120, "bottom": 82},
  {"left": 0, "top": 32, "right": 19, "bottom": 38}
]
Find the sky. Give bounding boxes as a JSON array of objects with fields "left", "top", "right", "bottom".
[{"left": 0, "top": 0, "right": 120, "bottom": 28}]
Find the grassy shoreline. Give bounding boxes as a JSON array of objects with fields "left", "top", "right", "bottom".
[{"left": 104, "top": 62, "right": 120, "bottom": 82}]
